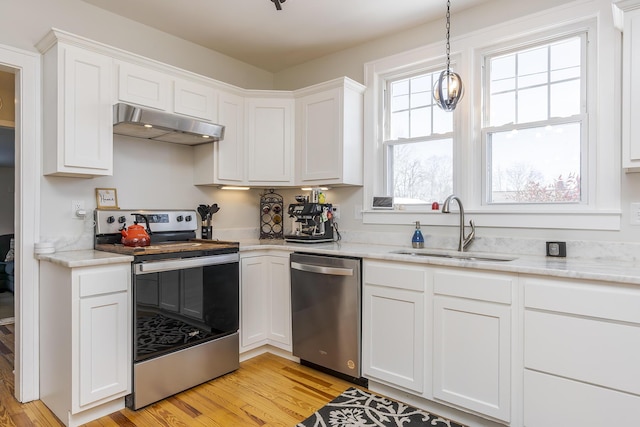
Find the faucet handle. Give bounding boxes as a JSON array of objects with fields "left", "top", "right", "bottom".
[{"left": 463, "top": 219, "right": 476, "bottom": 250}]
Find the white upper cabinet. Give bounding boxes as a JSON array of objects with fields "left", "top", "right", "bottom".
[
  {"left": 246, "top": 96, "right": 295, "bottom": 185},
  {"left": 615, "top": 0, "right": 640, "bottom": 170},
  {"left": 38, "top": 31, "right": 113, "bottom": 177},
  {"left": 295, "top": 77, "right": 365, "bottom": 186},
  {"left": 193, "top": 89, "right": 245, "bottom": 185},
  {"left": 174, "top": 78, "right": 217, "bottom": 121},
  {"left": 116, "top": 60, "right": 218, "bottom": 121},
  {"left": 116, "top": 61, "right": 171, "bottom": 111}
]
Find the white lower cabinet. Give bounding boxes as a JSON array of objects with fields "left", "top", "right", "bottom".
[
  {"left": 523, "top": 276, "right": 640, "bottom": 426},
  {"left": 362, "top": 260, "right": 428, "bottom": 394},
  {"left": 363, "top": 260, "right": 515, "bottom": 425},
  {"left": 432, "top": 268, "right": 513, "bottom": 423},
  {"left": 40, "top": 261, "right": 131, "bottom": 427},
  {"left": 240, "top": 252, "right": 292, "bottom": 353}
]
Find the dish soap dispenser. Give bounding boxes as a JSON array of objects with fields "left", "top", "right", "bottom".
[{"left": 412, "top": 221, "right": 424, "bottom": 248}]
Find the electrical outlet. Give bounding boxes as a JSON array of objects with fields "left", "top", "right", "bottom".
[
  {"left": 332, "top": 205, "right": 340, "bottom": 219},
  {"left": 631, "top": 203, "right": 640, "bottom": 225},
  {"left": 71, "top": 200, "right": 85, "bottom": 219}
]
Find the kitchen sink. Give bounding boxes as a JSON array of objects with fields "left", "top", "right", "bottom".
[{"left": 390, "top": 249, "right": 517, "bottom": 262}]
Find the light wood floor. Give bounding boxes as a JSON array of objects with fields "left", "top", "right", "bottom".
[{"left": 0, "top": 324, "right": 357, "bottom": 426}]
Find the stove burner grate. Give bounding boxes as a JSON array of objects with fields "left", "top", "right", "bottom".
[{"left": 135, "top": 311, "right": 227, "bottom": 361}]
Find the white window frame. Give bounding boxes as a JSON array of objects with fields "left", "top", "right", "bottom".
[
  {"left": 480, "top": 31, "right": 589, "bottom": 207},
  {"left": 363, "top": 1, "right": 620, "bottom": 230},
  {"left": 383, "top": 68, "right": 454, "bottom": 205}
]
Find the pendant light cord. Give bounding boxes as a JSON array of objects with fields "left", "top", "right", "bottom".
[{"left": 446, "top": 0, "right": 451, "bottom": 75}]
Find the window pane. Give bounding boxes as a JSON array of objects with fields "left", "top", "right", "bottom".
[
  {"left": 518, "top": 86, "right": 548, "bottom": 123},
  {"left": 411, "top": 91, "right": 430, "bottom": 109},
  {"left": 392, "top": 80, "right": 409, "bottom": 95},
  {"left": 433, "top": 106, "right": 453, "bottom": 134},
  {"left": 518, "top": 46, "right": 548, "bottom": 82},
  {"left": 490, "top": 92, "right": 516, "bottom": 126},
  {"left": 391, "top": 111, "right": 408, "bottom": 139},
  {"left": 551, "top": 38, "right": 581, "bottom": 75},
  {"left": 488, "top": 123, "right": 581, "bottom": 203},
  {"left": 550, "top": 80, "right": 580, "bottom": 117},
  {"left": 491, "top": 55, "right": 515, "bottom": 101},
  {"left": 391, "top": 94, "right": 408, "bottom": 112},
  {"left": 392, "top": 139, "right": 453, "bottom": 204},
  {"left": 487, "top": 35, "right": 582, "bottom": 128},
  {"left": 388, "top": 70, "right": 452, "bottom": 141},
  {"left": 410, "top": 108, "right": 430, "bottom": 137}
]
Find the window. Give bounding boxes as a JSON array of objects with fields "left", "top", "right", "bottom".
[
  {"left": 483, "top": 35, "right": 586, "bottom": 204},
  {"left": 385, "top": 70, "right": 453, "bottom": 205},
  {"left": 364, "top": 5, "right": 619, "bottom": 230}
]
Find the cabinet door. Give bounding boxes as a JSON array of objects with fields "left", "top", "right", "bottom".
[
  {"left": 246, "top": 98, "right": 294, "bottom": 184},
  {"left": 297, "top": 88, "right": 342, "bottom": 182},
  {"left": 44, "top": 45, "right": 113, "bottom": 176},
  {"left": 117, "top": 61, "right": 170, "bottom": 110},
  {"left": 240, "top": 257, "right": 268, "bottom": 347},
  {"left": 267, "top": 256, "right": 291, "bottom": 347},
  {"left": 433, "top": 296, "right": 511, "bottom": 422},
  {"left": 174, "top": 78, "right": 217, "bottom": 121},
  {"left": 216, "top": 91, "right": 246, "bottom": 182},
  {"left": 362, "top": 284, "right": 425, "bottom": 393},
  {"left": 619, "top": 5, "right": 640, "bottom": 169},
  {"left": 78, "top": 291, "right": 129, "bottom": 407}
]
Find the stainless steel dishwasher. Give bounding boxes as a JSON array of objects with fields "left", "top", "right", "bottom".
[{"left": 290, "top": 252, "right": 367, "bottom": 386}]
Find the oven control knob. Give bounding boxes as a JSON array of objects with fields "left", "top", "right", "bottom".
[
  {"left": 106, "top": 216, "right": 115, "bottom": 224},
  {"left": 118, "top": 216, "right": 126, "bottom": 224},
  {"left": 177, "top": 215, "right": 184, "bottom": 222},
  {"left": 185, "top": 215, "right": 192, "bottom": 222}
]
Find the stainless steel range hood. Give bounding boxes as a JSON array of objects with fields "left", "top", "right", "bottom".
[{"left": 113, "top": 103, "right": 225, "bottom": 146}]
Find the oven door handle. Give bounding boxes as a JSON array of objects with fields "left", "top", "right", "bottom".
[
  {"left": 290, "top": 261, "right": 353, "bottom": 276},
  {"left": 135, "top": 253, "right": 239, "bottom": 274}
]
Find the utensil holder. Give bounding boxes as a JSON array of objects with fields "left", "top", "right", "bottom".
[{"left": 201, "top": 226, "right": 213, "bottom": 240}]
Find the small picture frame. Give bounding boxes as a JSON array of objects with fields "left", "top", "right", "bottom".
[{"left": 96, "top": 188, "right": 119, "bottom": 209}]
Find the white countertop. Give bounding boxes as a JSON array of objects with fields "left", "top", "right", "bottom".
[
  {"left": 36, "top": 241, "right": 640, "bottom": 285},
  {"left": 239, "top": 239, "right": 640, "bottom": 286},
  {"left": 37, "top": 250, "right": 134, "bottom": 268}
]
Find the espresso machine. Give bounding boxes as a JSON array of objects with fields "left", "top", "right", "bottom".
[{"left": 285, "top": 203, "right": 334, "bottom": 243}]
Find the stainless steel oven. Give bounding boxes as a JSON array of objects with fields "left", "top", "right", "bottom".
[{"left": 95, "top": 209, "right": 240, "bottom": 409}]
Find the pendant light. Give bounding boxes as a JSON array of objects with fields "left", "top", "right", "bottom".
[
  {"left": 433, "top": 0, "right": 464, "bottom": 112},
  {"left": 271, "top": 0, "right": 286, "bottom": 10}
]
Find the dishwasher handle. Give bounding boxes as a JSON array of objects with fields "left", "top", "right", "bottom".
[{"left": 291, "top": 261, "right": 354, "bottom": 276}]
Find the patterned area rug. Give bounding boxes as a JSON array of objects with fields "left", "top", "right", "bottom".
[{"left": 297, "top": 387, "right": 467, "bottom": 427}]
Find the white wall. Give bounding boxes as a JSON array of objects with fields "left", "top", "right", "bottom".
[
  {"left": 0, "top": 167, "right": 14, "bottom": 235},
  {"left": 272, "top": 0, "right": 578, "bottom": 90},
  {"left": 0, "top": 0, "right": 274, "bottom": 90},
  {"left": 40, "top": 137, "right": 262, "bottom": 249}
]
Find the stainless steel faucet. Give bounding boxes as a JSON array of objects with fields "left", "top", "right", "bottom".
[{"left": 441, "top": 194, "right": 475, "bottom": 251}]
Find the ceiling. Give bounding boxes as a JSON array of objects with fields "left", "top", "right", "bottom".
[{"left": 82, "top": 0, "right": 491, "bottom": 73}]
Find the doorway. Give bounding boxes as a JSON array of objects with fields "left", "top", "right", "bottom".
[
  {"left": 0, "top": 44, "right": 41, "bottom": 404},
  {"left": 0, "top": 70, "right": 16, "bottom": 326}
]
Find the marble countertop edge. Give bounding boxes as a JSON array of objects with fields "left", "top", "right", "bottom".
[
  {"left": 35, "top": 242, "right": 640, "bottom": 286},
  {"left": 37, "top": 250, "right": 134, "bottom": 268},
  {"left": 239, "top": 240, "right": 640, "bottom": 286}
]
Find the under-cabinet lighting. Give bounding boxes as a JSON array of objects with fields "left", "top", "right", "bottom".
[
  {"left": 300, "top": 187, "right": 330, "bottom": 191},
  {"left": 219, "top": 186, "right": 251, "bottom": 190}
]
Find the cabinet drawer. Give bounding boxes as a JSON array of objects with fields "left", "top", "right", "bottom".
[
  {"left": 78, "top": 266, "right": 129, "bottom": 297},
  {"left": 523, "top": 276, "right": 640, "bottom": 323},
  {"left": 525, "top": 310, "right": 640, "bottom": 395},
  {"left": 433, "top": 268, "right": 513, "bottom": 304},
  {"left": 524, "top": 370, "right": 640, "bottom": 426},
  {"left": 363, "top": 260, "right": 426, "bottom": 292}
]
